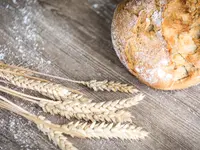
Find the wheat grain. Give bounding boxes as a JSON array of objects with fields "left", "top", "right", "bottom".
[
  {"left": 79, "top": 80, "right": 138, "bottom": 93},
  {"left": 39, "top": 94, "right": 144, "bottom": 114},
  {"left": 38, "top": 116, "right": 78, "bottom": 150},
  {"left": 0, "top": 71, "right": 90, "bottom": 102}
]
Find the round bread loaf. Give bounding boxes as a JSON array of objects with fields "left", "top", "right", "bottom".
[{"left": 111, "top": 0, "right": 200, "bottom": 90}]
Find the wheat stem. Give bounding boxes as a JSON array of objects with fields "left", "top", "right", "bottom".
[
  {"left": 0, "top": 63, "right": 32, "bottom": 75},
  {"left": 0, "top": 95, "right": 30, "bottom": 114}
]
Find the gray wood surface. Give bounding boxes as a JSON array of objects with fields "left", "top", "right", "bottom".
[{"left": 0, "top": 0, "right": 200, "bottom": 150}]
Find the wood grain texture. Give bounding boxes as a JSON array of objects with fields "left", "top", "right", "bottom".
[{"left": 0, "top": 0, "right": 200, "bottom": 150}]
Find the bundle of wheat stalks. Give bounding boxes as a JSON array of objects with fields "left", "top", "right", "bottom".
[{"left": 0, "top": 62, "right": 148, "bottom": 150}]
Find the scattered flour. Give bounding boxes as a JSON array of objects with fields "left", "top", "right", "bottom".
[
  {"left": 0, "top": 53, "right": 5, "bottom": 60},
  {"left": 12, "top": 0, "right": 17, "bottom": 4},
  {"left": 92, "top": 4, "right": 99, "bottom": 9},
  {"left": 1, "top": 0, "right": 51, "bottom": 72}
]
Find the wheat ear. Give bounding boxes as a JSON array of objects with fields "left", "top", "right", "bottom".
[
  {"left": 0, "top": 71, "right": 90, "bottom": 102},
  {"left": 40, "top": 102, "right": 132, "bottom": 123},
  {"left": 78, "top": 80, "right": 138, "bottom": 93},
  {"left": 38, "top": 116, "right": 78, "bottom": 150},
  {"left": 36, "top": 115, "right": 148, "bottom": 140},
  {"left": 60, "top": 121, "right": 148, "bottom": 140},
  {"left": 39, "top": 119, "right": 148, "bottom": 140},
  {"left": 39, "top": 94, "right": 144, "bottom": 114}
]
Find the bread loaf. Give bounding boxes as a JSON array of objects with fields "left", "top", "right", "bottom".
[{"left": 111, "top": 0, "right": 200, "bottom": 90}]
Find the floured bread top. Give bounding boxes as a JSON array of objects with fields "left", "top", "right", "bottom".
[{"left": 112, "top": 0, "right": 200, "bottom": 90}]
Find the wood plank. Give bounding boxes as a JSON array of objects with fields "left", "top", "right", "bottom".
[{"left": 0, "top": 0, "right": 200, "bottom": 150}]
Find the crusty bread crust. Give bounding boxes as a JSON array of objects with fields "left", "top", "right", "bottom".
[{"left": 112, "top": 0, "right": 200, "bottom": 90}]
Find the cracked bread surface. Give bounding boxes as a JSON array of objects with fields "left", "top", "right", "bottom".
[{"left": 112, "top": 0, "right": 200, "bottom": 90}]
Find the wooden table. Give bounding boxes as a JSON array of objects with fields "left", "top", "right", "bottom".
[{"left": 0, "top": 0, "right": 200, "bottom": 150}]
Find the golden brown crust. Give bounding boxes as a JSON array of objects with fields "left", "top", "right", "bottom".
[{"left": 112, "top": 0, "right": 200, "bottom": 90}]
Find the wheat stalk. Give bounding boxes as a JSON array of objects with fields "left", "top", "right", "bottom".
[
  {"left": 0, "top": 99, "right": 148, "bottom": 141},
  {"left": 0, "top": 71, "right": 90, "bottom": 102},
  {"left": 39, "top": 94, "right": 144, "bottom": 114},
  {"left": 0, "top": 85, "right": 132, "bottom": 123},
  {"left": 38, "top": 116, "right": 78, "bottom": 150},
  {"left": 0, "top": 63, "right": 148, "bottom": 149},
  {"left": 0, "top": 83, "right": 144, "bottom": 115},
  {"left": 0, "top": 63, "right": 138, "bottom": 94}
]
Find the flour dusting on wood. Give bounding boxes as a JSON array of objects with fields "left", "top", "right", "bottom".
[
  {"left": 1, "top": 0, "right": 51, "bottom": 72},
  {"left": 0, "top": 1, "right": 56, "bottom": 149}
]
